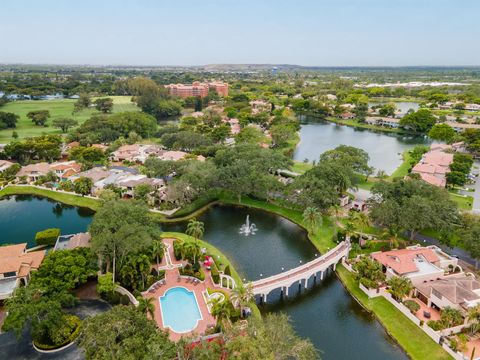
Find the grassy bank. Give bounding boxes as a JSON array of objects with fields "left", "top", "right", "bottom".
[
  {"left": 325, "top": 117, "right": 411, "bottom": 134},
  {"left": 336, "top": 265, "right": 451, "bottom": 360},
  {"left": 0, "top": 96, "right": 138, "bottom": 141},
  {"left": 389, "top": 150, "right": 412, "bottom": 179},
  {"left": 0, "top": 185, "right": 100, "bottom": 210}
]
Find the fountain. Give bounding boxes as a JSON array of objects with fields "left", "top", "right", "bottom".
[{"left": 239, "top": 215, "right": 257, "bottom": 236}]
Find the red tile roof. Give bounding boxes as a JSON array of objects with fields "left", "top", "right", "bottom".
[{"left": 371, "top": 248, "right": 439, "bottom": 275}]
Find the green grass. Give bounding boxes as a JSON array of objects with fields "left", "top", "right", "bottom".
[
  {"left": 336, "top": 265, "right": 452, "bottom": 360},
  {"left": 291, "top": 161, "right": 313, "bottom": 174},
  {"left": 389, "top": 150, "right": 413, "bottom": 179},
  {"left": 0, "top": 185, "right": 100, "bottom": 210},
  {"left": 0, "top": 96, "right": 138, "bottom": 142},
  {"left": 325, "top": 117, "right": 409, "bottom": 134},
  {"left": 448, "top": 190, "right": 473, "bottom": 210}
]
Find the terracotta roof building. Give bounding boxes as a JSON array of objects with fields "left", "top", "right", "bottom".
[
  {"left": 411, "top": 144, "right": 454, "bottom": 187},
  {"left": 0, "top": 243, "right": 45, "bottom": 299}
]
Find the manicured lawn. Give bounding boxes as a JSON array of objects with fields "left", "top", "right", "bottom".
[
  {"left": 389, "top": 150, "right": 412, "bottom": 179},
  {"left": 0, "top": 96, "right": 138, "bottom": 142},
  {"left": 291, "top": 161, "right": 313, "bottom": 174},
  {"left": 336, "top": 265, "right": 452, "bottom": 360},
  {"left": 0, "top": 185, "right": 100, "bottom": 210},
  {"left": 448, "top": 190, "right": 473, "bottom": 210},
  {"left": 325, "top": 117, "right": 409, "bottom": 134}
]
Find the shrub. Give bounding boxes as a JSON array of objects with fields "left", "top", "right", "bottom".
[
  {"left": 211, "top": 262, "right": 220, "bottom": 284},
  {"left": 427, "top": 320, "right": 444, "bottom": 331},
  {"left": 179, "top": 264, "right": 205, "bottom": 281},
  {"left": 97, "top": 272, "right": 115, "bottom": 297},
  {"left": 35, "top": 228, "right": 61, "bottom": 246},
  {"left": 224, "top": 265, "right": 231, "bottom": 276},
  {"left": 173, "top": 240, "right": 183, "bottom": 260},
  {"left": 33, "top": 315, "right": 81, "bottom": 350},
  {"left": 403, "top": 300, "right": 420, "bottom": 314}
]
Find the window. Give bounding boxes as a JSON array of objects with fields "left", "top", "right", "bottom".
[{"left": 3, "top": 271, "right": 16, "bottom": 278}]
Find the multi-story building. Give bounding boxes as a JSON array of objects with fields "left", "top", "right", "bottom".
[{"left": 165, "top": 81, "right": 228, "bottom": 98}]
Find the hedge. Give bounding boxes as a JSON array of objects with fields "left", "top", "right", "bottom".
[
  {"left": 211, "top": 262, "right": 220, "bottom": 284},
  {"left": 224, "top": 265, "right": 231, "bottom": 276},
  {"left": 35, "top": 228, "right": 61, "bottom": 246},
  {"left": 404, "top": 300, "right": 420, "bottom": 314},
  {"left": 33, "top": 315, "right": 81, "bottom": 350}
]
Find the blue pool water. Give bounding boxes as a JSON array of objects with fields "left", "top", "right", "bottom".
[{"left": 160, "top": 287, "right": 202, "bottom": 333}]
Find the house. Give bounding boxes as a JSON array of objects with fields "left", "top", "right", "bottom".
[
  {"left": 16, "top": 163, "right": 51, "bottom": 182},
  {"left": 445, "top": 121, "right": 480, "bottom": 133},
  {"left": 250, "top": 100, "right": 270, "bottom": 114},
  {"left": 338, "top": 112, "right": 355, "bottom": 120},
  {"left": 0, "top": 160, "right": 15, "bottom": 172},
  {"left": 54, "top": 232, "right": 91, "bottom": 251},
  {"left": 50, "top": 161, "right": 82, "bottom": 180},
  {"left": 0, "top": 244, "right": 45, "bottom": 299},
  {"left": 116, "top": 175, "right": 166, "bottom": 198},
  {"left": 351, "top": 199, "right": 367, "bottom": 211},
  {"left": 415, "top": 274, "right": 480, "bottom": 312},
  {"left": 365, "top": 117, "right": 401, "bottom": 128},
  {"left": 69, "top": 167, "right": 111, "bottom": 184},
  {"left": 371, "top": 245, "right": 458, "bottom": 284},
  {"left": 161, "top": 150, "right": 188, "bottom": 162},
  {"left": 339, "top": 195, "right": 350, "bottom": 207},
  {"left": 411, "top": 144, "right": 454, "bottom": 188},
  {"left": 111, "top": 144, "right": 164, "bottom": 163}
]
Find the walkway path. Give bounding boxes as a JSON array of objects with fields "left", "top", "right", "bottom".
[{"left": 251, "top": 241, "right": 349, "bottom": 300}]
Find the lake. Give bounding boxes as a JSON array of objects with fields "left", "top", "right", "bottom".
[
  {"left": 294, "top": 116, "right": 431, "bottom": 174},
  {"left": 0, "top": 197, "right": 407, "bottom": 360}
]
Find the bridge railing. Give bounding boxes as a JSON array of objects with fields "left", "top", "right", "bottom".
[{"left": 251, "top": 241, "right": 348, "bottom": 288}]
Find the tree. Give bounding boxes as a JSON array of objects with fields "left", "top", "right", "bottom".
[
  {"left": 230, "top": 283, "right": 254, "bottom": 315},
  {"left": 97, "top": 272, "right": 115, "bottom": 297},
  {"left": 0, "top": 111, "right": 19, "bottom": 129},
  {"left": 27, "top": 110, "right": 50, "bottom": 126},
  {"left": 52, "top": 117, "right": 78, "bottom": 133},
  {"left": 270, "top": 124, "right": 295, "bottom": 147},
  {"left": 379, "top": 103, "right": 396, "bottom": 117},
  {"left": 235, "top": 126, "right": 265, "bottom": 145},
  {"left": 73, "top": 93, "right": 91, "bottom": 113},
  {"left": 150, "top": 240, "right": 164, "bottom": 274},
  {"left": 387, "top": 276, "right": 413, "bottom": 301},
  {"left": 211, "top": 298, "right": 233, "bottom": 328},
  {"left": 302, "top": 207, "right": 322, "bottom": 233},
  {"left": 459, "top": 214, "right": 480, "bottom": 268},
  {"left": 428, "top": 123, "right": 456, "bottom": 142},
  {"left": 353, "top": 256, "right": 385, "bottom": 289},
  {"left": 78, "top": 305, "right": 176, "bottom": 360},
  {"left": 94, "top": 98, "right": 114, "bottom": 113},
  {"left": 440, "top": 307, "right": 463, "bottom": 328},
  {"left": 89, "top": 200, "right": 160, "bottom": 282},
  {"left": 31, "top": 248, "right": 97, "bottom": 294},
  {"left": 137, "top": 296, "right": 156, "bottom": 319},
  {"left": 133, "top": 184, "right": 154, "bottom": 202},
  {"left": 446, "top": 171, "right": 468, "bottom": 187},
  {"left": 399, "top": 109, "right": 436, "bottom": 133},
  {"left": 185, "top": 219, "right": 204, "bottom": 264},
  {"left": 74, "top": 176, "right": 93, "bottom": 195}
]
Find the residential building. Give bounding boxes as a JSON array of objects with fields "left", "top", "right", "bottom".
[
  {"left": 0, "top": 160, "right": 15, "bottom": 172},
  {"left": 445, "top": 121, "right": 480, "bottom": 132},
  {"left": 411, "top": 144, "right": 454, "bottom": 187},
  {"left": 16, "top": 163, "right": 52, "bottom": 182},
  {"left": 339, "top": 112, "right": 355, "bottom": 120},
  {"left": 54, "top": 232, "right": 91, "bottom": 251},
  {"left": 415, "top": 274, "right": 480, "bottom": 312},
  {"left": 111, "top": 144, "right": 164, "bottom": 163},
  {"left": 365, "top": 117, "right": 401, "bottom": 128},
  {"left": 250, "top": 100, "right": 270, "bottom": 114},
  {"left": 0, "top": 244, "right": 45, "bottom": 299},
  {"left": 165, "top": 81, "right": 228, "bottom": 98},
  {"left": 371, "top": 245, "right": 458, "bottom": 284}
]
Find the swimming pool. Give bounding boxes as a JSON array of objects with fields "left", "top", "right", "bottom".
[{"left": 159, "top": 287, "right": 203, "bottom": 333}]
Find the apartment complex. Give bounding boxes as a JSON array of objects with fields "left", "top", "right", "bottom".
[{"left": 165, "top": 81, "right": 228, "bottom": 98}]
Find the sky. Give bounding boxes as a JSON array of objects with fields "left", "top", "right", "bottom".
[{"left": 1, "top": 0, "right": 479, "bottom": 66}]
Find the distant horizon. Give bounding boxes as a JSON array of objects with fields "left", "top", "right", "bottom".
[{"left": 2, "top": 0, "right": 479, "bottom": 66}]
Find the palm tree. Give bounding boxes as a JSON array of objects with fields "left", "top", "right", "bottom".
[
  {"left": 137, "top": 296, "right": 155, "bottom": 319},
  {"left": 211, "top": 298, "right": 232, "bottom": 328},
  {"left": 230, "top": 283, "right": 254, "bottom": 315},
  {"left": 467, "top": 305, "right": 480, "bottom": 335},
  {"left": 348, "top": 211, "right": 370, "bottom": 230},
  {"left": 183, "top": 241, "right": 200, "bottom": 264},
  {"left": 150, "top": 240, "right": 164, "bottom": 274},
  {"left": 302, "top": 207, "right": 322, "bottom": 233},
  {"left": 185, "top": 219, "right": 204, "bottom": 264},
  {"left": 386, "top": 276, "right": 413, "bottom": 301},
  {"left": 441, "top": 307, "right": 464, "bottom": 328}
]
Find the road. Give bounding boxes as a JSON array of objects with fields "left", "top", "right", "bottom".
[{"left": 471, "top": 161, "right": 480, "bottom": 213}]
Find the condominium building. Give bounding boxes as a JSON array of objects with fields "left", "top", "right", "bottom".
[{"left": 165, "top": 81, "right": 228, "bottom": 98}]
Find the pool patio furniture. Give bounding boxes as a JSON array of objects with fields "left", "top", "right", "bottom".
[{"left": 423, "top": 311, "right": 431, "bottom": 319}]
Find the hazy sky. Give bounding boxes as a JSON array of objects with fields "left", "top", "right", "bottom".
[{"left": 1, "top": 0, "right": 479, "bottom": 66}]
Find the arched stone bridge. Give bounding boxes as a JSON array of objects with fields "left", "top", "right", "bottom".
[{"left": 250, "top": 241, "right": 350, "bottom": 302}]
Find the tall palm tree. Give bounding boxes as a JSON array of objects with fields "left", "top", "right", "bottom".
[
  {"left": 183, "top": 241, "right": 200, "bottom": 264},
  {"left": 185, "top": 219, "right": 204, "bottom": 264},
  {"left": 386, "top": 276, "right": 413, "bottom": 301},
  {"left": 150, "top": 240, "right": 164, "bottom": 274},
  {"left": 302, "top": 207, "right": 322, "bottom": 233},
  {"left": 211, "top": 298, "right": 232, "bottom": 328},
  {"left": 441, "top": 306, "right": 464, "bottom": 328},
  {"left": 137, "top": 296, "right": 155, "bottom": 319},
  {"left": 230, "top": 283, "right": 254, "bottom": 315}
]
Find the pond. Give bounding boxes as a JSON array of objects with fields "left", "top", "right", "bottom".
[
  {"left": 294, "top": 116, "right": 430, "bottom": 174},
  {"left": 0, "top": 195, "right": 94, "bottom": 247},
  {"left": 0, "top": 197, "right": 408, "bottom": 359}
]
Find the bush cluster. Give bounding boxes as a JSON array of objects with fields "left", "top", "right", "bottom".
[{"left": 35, "top": 228, "right": 60, "bottom": 246}]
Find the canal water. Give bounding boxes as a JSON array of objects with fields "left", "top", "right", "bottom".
[
  {"left": 294, "top": 116, "right": 430, "bottom": 175},
  {"left": 0, "top": 197, "right": 407, "bottom": 359}
]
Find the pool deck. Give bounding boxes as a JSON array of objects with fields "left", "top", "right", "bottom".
[{"left": 142, "top": 238, "right": 227, "bottom": 341}]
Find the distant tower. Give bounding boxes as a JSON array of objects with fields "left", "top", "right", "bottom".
[{"left": 272, "top": 66, "right": 278, "bottom": 75}]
